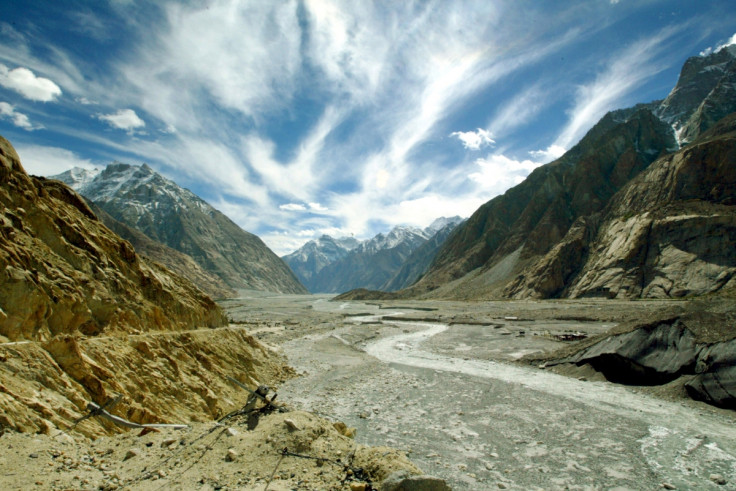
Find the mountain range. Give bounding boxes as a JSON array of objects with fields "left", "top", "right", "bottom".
[
  {"left": 343, "top": 45, "right": 736, "bottom": 301},
  {"left": 282, "top": 217, "right": 463, "bottom": 293},
  {"left": 53, "top": 163, "right": 306, "bottom": 296}
]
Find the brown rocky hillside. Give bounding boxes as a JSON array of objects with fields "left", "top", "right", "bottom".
[{"left": 0, "top": 135, "right": 227, "bottom": 342}]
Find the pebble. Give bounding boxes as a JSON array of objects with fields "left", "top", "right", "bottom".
[
  {"left": 284, "top": 418, "right": 300, "bottom": 431},
  {"left": 710, "top": 474, "right": 727, "bottom": 485},
  {"left": 662, "top": 483, "right": 676, "bottom": 490},
  {"left": 226, "top": 449, "right": 238, "bottom": 462},
  {"left": 226, "top": 427, "right": 238, "bottom": 437},
  {"left": 123, "top": 449, "right": 140, "bottom": 461}
]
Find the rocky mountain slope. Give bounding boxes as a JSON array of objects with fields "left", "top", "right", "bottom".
[
  {"left": 506, "top": 113, "right": 736, "bottom": 299},
  {"left": 381, "top": 218, "right": 464, "bottom": 292},
  {"left": 285, "top": 218, "right": 462, "bottom": 293},
  {"left": 402, "top": 45, "right": 736, "bottom": 301},
  {"left": 0, "top": 136, "right": 227, "bottom": 343},
  {"left": 86, "top": 201, "right": 235, "bottom": 300},
  {"left": 53, "top": 164, "right": 306, "bottom": 295}
]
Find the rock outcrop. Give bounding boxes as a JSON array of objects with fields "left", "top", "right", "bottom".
[
  {"left": 0, "top": 135, "right": 227, "bottom": 342},
  {"left": 53, "top": 163, "right": 307, "bottom": 295},
  {"left": 548, "top": 310, "right": 736, "bottom": 409},
  {"left": 0, "top": 326, "right": 292, "bottom": 436}
]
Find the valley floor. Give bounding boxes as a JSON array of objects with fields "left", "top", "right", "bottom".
[
  {"left": 224, "top": 293, "right": 736, "bottom": 490},
  {"left": 3, "top": 293, "right": 735, "bottom": 490}
]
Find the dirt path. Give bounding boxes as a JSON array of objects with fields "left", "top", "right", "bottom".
[{"left": 273, "top": 299, "right": 736, "bottom": 490}]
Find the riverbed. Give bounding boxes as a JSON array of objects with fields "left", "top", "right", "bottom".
[{"left": 222, "top": 294, "right": 736, "bottom": 490}]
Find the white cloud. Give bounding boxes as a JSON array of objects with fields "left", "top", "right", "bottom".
[
  {"left": 280, "top": 203, "right": 307, "bottom": 211},
  {"left": 529, "top": 144, "right": 566, "bottom": 163},
  {"left": 97, "top": 108, "right": 145, "bottom": 133},
  {"left": 0, "top": 101, "right": 37, "bottom": 130},
  {"left": 308, "top": 202, "right": 328, "bottom": 212},
  {"left": 0, "top": 64, "right": 62, "bottom": 102},
  {"left": 15, "top": 144, "right": 98, "bottom": 176},
  {"left": 450, "top": 128, "right": 495, "bottom": 150},
  {"left": 469, "top": 153, "right": 545, "bottom": 191}
]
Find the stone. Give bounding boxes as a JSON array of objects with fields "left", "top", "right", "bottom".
[
  {"left": 333, "top": 421, "right": 356, "bottom": 438},
  {"left": 380, "top": 470, "right": 451, "bottom": 491},
  {"left": 161, "top": 438, "right": 177, "bottom": 448},
  {"left": 709, "top": 474, "right": 727, "bottom": 485},
  {"left": 284, "top": 419, "right": 300, "bottom": 431},
  {"left": 225, "top": 449, "right": 238, "bottom": 462},
  {"left": 123, "top": 449, "right": 140, "bottom": 461}
]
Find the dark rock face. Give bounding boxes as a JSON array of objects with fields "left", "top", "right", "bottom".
[
  {"left": 564, "top": 319, "right": 698, "bottom": 385},
  {"left": 685, "top": 340, "right": 736, "bottom": 409},
  {"left": 53, "top": 164, "right": 306, "bottom": 294},
  {"left": 555, "top": 314, "right": 736, "bottom": 409},
  {"left": 0, "top": 135, "right": 227, "bottom": 342}
]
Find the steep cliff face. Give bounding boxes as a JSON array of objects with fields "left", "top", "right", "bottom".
[
  {"left": 506, "top": 113, "right": 736, "bottom": 299},
  {"left": 0, "top": 135, "right": 227, "bottom": 342},
  {"left": 656, "top": 45, "right": 736, "bottom": 146},
  {"left": 54, "top": 164, "right": 307, "bottom": 295},
  {"left": 409, "top": 108, "right": 675, "bottom": 298}
]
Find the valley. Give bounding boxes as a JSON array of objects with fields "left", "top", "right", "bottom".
[{"left": 223, "top": 294, "right": 736, "bottom": 490}]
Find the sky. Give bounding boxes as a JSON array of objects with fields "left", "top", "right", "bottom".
[{"left": 1, "top": 1, "right": 735, "bottom": 256}]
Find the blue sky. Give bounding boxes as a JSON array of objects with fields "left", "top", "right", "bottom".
[{"left": 1, "top": 1, "right": 734, "bottom": 255}]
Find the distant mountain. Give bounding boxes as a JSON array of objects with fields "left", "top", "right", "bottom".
[
  {"left": 53, "top": 163, "right": 307, "bottom": 295},
  {"left": 282, "top": 235, "right": 360, "bottom": 287},
  {"left": 285, "top": 218, "right": 462, "bottom": 293},
  {"left": 397, "top": 46, "right": 736, "bottom": 300},
  {"left": 381, "top": 218, "right": 464, "bottom": 291},
  {"left": 86, "top": 201, "right": 235, "bottom": 300}
]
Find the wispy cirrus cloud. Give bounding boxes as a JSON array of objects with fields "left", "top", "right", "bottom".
[{"left": 555, "top": 26, "right": 683, "bottom": 149}]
